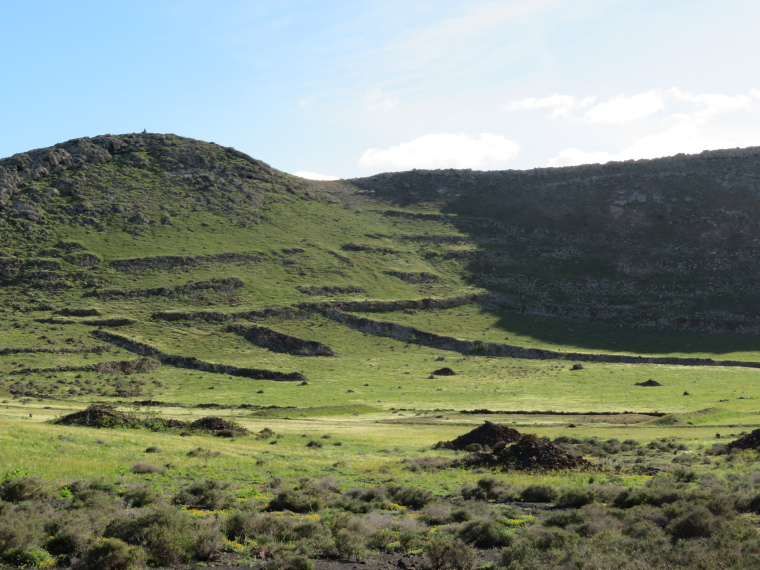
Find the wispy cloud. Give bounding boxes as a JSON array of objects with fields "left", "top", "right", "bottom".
[
  {"left": 506, "top": 94, "right": 595, "bottom": 118},
  {"left": 359, "top": 132, "right": 520, "bottom": 171},
  {"left": 547, "top": 88, "right": 760, "bottom": 167},
  {"left": 365, "top": 88, "right": 398, "bottom": 113}
]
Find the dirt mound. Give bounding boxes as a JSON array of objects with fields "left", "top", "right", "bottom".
[
  {"left": 728, "top": 429, "right": 760, "bottom": 450},
  {"left": 435, "top": 421, "right": 521, "bottom": 451},
  {"left": 636, "top": 379, "right": 662, "bottom": 387},
  {"left": 189, "top": 417, "right": 249, "bottom": 434},
  {"left": 53, "top": 404, "right": 147, "bottom": 429},
  {"left": 432, "top": 367, "right": 456, "bottom": 376},
  {"left": 463, "top": 434, "right": 592, "bottom": 471}
]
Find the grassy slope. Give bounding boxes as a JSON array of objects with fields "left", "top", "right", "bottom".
[{"left": 2, "top": 135, "right": 760, "bottom": 507}]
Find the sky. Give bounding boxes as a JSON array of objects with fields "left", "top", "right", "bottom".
[{"left": 2, "top": 0, "right": 760, "bottom": 179}]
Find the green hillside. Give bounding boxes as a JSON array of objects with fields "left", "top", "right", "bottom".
[{"left": 3, "top": 133, "right": 760, "bottom": 568}]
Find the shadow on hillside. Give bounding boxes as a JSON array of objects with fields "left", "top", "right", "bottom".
[{"left": 484, "top": 307, "right": 760, "bottom": 357}]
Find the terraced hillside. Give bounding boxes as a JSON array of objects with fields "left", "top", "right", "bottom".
[
  {"left": 2, "top": 133, "right": 760, "bottom": 415},
  {"left": 350, "top": 149, "right": 760, "bottom": 334}
]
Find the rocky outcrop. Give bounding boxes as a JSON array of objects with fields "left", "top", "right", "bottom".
[
  {"left": 384, "top": 270, "right": 439, "bottom": 283},
  {"left": 322, "top": 310, "right": 760, "bottom": 369},
  {"left": 0, "top": 345, "right": 111, "bottom": 355},
  {"left": 297, "top": 285, "right": 366, "bottom": 296},
  {"left": 109, "top": 253, "right": 263, "bottom": 273},
  {"left": 91, "top": 330, "right": 306, "bottom": 381},
  {"left": 35, "top": 317, "right": 137, "bottom": 327},
  {"left": 87, "top": 277, "right": 243, "bottom": 300},
  {"left": 11, "top": 357, "right": 158, "bottom": 375},
  {"left": 151, "top": 294, "right": 480, "bottom": 323},
  {"left": 227, "top": 324, "right": 336, "bottom": 356}
]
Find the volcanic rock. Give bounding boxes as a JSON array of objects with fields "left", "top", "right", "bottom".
[
  {"left": 435, "top": 421, "right": 521, "bottom": 451},
  {"left": 464, "top": 434, "right": 592, "bottom": 471},
  {"left": 727, "top": 429, "right": 760, "bottom": 450}
]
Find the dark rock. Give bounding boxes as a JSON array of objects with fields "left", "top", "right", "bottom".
[
  {"left": 636, "top": 379, "right": 662, "bottom": 387},
  {"left": 435, "top": 421, "right": 521, "bottom": 450},
  {"left": 728, "top": 429, "right": 760, "bottom": 450}
]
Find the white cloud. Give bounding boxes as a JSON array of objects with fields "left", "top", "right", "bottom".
[
  {"left": 365, "top": 88, "right": 398, "bottom": 113},
  {"left": 544, "top": 88, "right": 760, "bottom": 167},
  {"left": 669, "top": 88, "right": 760, "bottom": 119},
  {"left": 294, "top": 171, "right": 340, "bottom": 180},
  {"left": 506, "top": 94, "right": 595, "bottom": 118},
  {"left": 359, "top": 133, "right": 520, "bottom": 171},
  {"left": 548, "top": 115, "right": 759, "bottom": 167},
  {"left": 584, "top": 92, "right": 665, "bottom": 124}
]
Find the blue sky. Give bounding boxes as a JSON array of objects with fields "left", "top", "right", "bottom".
[{"left": 3, "top": 0, "right": 759, "bottom": 179}]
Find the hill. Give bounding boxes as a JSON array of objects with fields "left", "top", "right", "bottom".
[{"left": 2, "top": 133, "right": 760, "bottom": 415}]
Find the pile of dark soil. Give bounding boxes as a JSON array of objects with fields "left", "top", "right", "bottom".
[
  {"left": 464, "top": 434, "right": 592, "bottom": 471},
  {"left": 434, "top": 421, "right": 521, "bottom": 451},
  {"left": 432, "top": 367, "right": 456, "bottom": 376},
  {"left": 727, "top": 429, "right": 760, "bottom": 450},
  {"left": 52, "top": 405, "right": 246, "bottom": 435},
  {"left": 636, "top": 379, "right": 662, "bottom": 387},
  {"left": 189, "top": 416, "right": 249, "bottom": 435},
  {"left": 53, "top": 404, "right": 150, "bottom": 429}
]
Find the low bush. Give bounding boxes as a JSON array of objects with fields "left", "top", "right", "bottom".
[
  {"left": 267, "top": 489, "right": 322, "bottom": 513},
  {"left": 121, "top": 485, "right": 162, "bottom": 508},
  {"left": 0, "top": 477, "right": 47, "bottom": 502},
  {"left": 73, "top": 537, "right": 145, "bottom": 570},
  {"left": 130, "top": 462, "right": 164, "bottom": 474},
  {"left": 426, "top": 535, "right": 476, "bottom": 570},
  {"left": 1, "top": 546, "right": 56, "bottom": 568},
  {"left": 555, "top": 488, "right": 596, "bottom": 509},
  {"left": 386, "top": 485, "right": 434, "bottom": 509},
  {"left": 458, "top": 518, "right": 512, "bottom": 548},
  {"left": 520, "top": 484, "right": 557, "bottom": 503},
  {"left": 172, "top": 479, "right": 229, "bottom": 510},
  {"left": 104, "top": 506, "right": 196, "bottom": 567}
]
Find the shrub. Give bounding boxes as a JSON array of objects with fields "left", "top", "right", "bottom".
[
  {"left": 104, "top": 506, "right": 195, "bottom": 567},
  {"left": 130, "top": 462, "right": 164, "bottom": 474},
  {"left": 333, "top": 527, "right": 368, "bottom": 560},
  {"left": 555, "top": 488, "right": 596, "bottom": 509},
  {"left": 0, "top": 477, "right": 47, "bottom": 502},
  {"left": 122, "top": 485, "right": 162, "bottom": 508},
  {"left": 1, "top": 546, "right": 56, "bottom": 568},
  {"left": 45, "top": 516, "right": 94, "bottom": 558},
  {"left": 386, "top": 485, "right": 434, "bottom": 509},
  {"left": 73, "top": 537, "right": 145, "bottom": 570},
  {"left": 520, "top": 484, "right": 557, "bottom": 503},
  {"left": 187, "top": 447, "right": 220, "bottom": 458},
  {"left": 191, "top": 517, "right": 224, "bottom": 561},
  {"left": 263, "top": 552, "right": 314, "bottom": 570},
  {"left": 172, "top": 480, "right": 229, "bottom": 510},
  {"left": 667, "top": 504, "right": 717, "bottom": 540},
  {"left": 458, "top": 519, "right": 512, "bottom": 548},
  {"left": 267, "top": 489, "right": 322, "bottom": 513},
  {"left": 426, "top": 535, "right": 476, "bottom": 570},
  {"left": 225, "top": 510, "right": 295, "bottom": 543}
]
